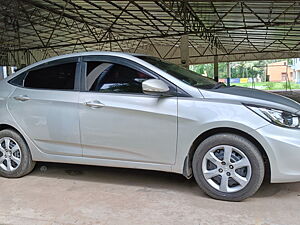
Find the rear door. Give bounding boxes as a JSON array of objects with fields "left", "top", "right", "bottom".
[
  {"left": 79, "top": 56, "right": 178, "bottom": 164},
  {"left": 8, "top": 58, "right": 82, "bottom": 156}
]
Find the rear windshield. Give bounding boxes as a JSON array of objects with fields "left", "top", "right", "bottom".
[{"left": 137, "top": 56, "right": 217, "bottom": 89}]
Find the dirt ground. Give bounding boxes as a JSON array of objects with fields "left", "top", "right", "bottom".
[{"left": 0, "top": 162, "right": 299, "bottom": 225}]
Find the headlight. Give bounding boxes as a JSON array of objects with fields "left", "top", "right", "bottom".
[{"left": 247, "top": 105, "right": 300, "bottom": 128}]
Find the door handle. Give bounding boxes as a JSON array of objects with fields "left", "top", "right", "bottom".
[
  {"left": 85, "top": 100, "right": 105, "bottom": 108},
  {"left": 14, "top": 95, "right": 30, "bottom": 102}
]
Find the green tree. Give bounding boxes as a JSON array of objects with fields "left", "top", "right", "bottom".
[{"left": 190, "top": 58, "right": 291, "bottom": 81}]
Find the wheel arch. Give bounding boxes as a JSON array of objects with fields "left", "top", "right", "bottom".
[
  {"left": 0, "top": 124, "right": 21, "bottom": 133},
  {"left": 0, "top": 124, "right": 29, "bottom": 146},
  {"left": 183, "top": 127, "right": 271, "bottom": 181}
]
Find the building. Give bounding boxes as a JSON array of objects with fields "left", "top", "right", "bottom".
[
  {"left": 266, "top": 61, "right": 293, "bottom": 82},
  {"left": 292, "top": 58, "right": 300, "bottom": 83}
]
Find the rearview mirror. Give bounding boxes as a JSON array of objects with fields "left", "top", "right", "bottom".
[{"left": 142, "top": 79, "right": 170, "bottom": 95}]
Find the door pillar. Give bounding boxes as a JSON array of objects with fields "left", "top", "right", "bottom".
[{"left": 214, "top": 55, "right": 219, "bottom": 81}]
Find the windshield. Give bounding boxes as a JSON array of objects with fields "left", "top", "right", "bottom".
[{"left": 138, "top": 56, "right": 218, "bottom": 89}]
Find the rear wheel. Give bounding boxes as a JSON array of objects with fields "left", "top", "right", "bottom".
[
  {"left": 0, "top": 129, "right": 35, "bottom": 178},
  {"left": 192, "top": 133, "right": 264, "bottom": 201}
]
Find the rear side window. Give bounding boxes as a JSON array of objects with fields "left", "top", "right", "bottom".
[
  {"left": 24, "top": 63, "right": 76, "bottom": 90},
  {"left": 8, "top": 72, "right": 27, "bottom": 87}
]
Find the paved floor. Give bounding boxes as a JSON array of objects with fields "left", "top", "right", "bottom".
[{"left": 0, "top": 162, "right": 299, "bottom": 225}]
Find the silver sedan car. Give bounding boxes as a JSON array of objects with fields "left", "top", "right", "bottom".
[{"left": 0, "top": 52, "right": 300, "bottom": 201}]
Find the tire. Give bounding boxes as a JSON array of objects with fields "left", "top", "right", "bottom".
[
  {"left": 192, "top": 133, "right": 264, "bottom": 201},
  {"left": 0, "top": 129, "right": 35, "bottom": 178}
]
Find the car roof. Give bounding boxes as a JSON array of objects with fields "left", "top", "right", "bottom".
[
  {"left": 13, "top": 51, "right": 148, "bottom": 76},
  {"left": 5, "top": 51, "right": 200, "bottom": 97}
]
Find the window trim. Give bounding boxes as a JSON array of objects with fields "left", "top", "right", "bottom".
[
  {"left": 9, "top": 57, "right": 81, "bottom": 92},
  {"left": 8, "top": 71, "right": 28, "bottom": 88},
  {"left": 81, "top": 55, "right": 189, "bottom": 97}
]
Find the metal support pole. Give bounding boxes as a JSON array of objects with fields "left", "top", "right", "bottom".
[
  {"left": 180, "top": 35, "right": 189, "bottom": 68},
  {"left": 227, "top": 62, "right": 231, "bottom": 86},
  {"left": 3, "top": 67, "right": 7, "bottom": 78},
  {"left": 0, "top": 67, "right": 4, "bottom": 80},
  {"left": 265, "top": 64, "right": 268, "bottom": 82},
  {"left": 214, "top": 55, "right": 219, "bottom": 81},
  {"left": 10, "top": 66, "right": 15, "bottom": 75}
]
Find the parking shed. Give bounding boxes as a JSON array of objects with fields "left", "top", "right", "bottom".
[
  {"left": 1, "top": 1, "right": 300, "bottom": 224},
  {"left": 1, "top": 1, "right": 300, "bottom": 68}
]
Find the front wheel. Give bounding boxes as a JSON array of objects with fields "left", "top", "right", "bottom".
[{"left": 192, "top": 133, "right": 264, "bottom": 201}]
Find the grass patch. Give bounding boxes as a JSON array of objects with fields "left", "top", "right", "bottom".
[{"left": 232, "top": 82, "right": 300, "bottom": 90}]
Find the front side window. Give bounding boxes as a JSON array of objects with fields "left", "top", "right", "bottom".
[
  {"left": 24, "top": 63, "right": 76, "bottom": 90},
  {"left": 86, "top": 61, "right": 153, "bottom": 94}
]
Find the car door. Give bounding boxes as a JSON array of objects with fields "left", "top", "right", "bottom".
[
  {"left": 7, "top": 58, "right": 82, "bottom": 156},
  {"left": 79, "top": 56, "right": 178, "bottom": 164}
]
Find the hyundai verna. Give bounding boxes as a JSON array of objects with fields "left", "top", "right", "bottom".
[{"left": 0, "top": 52, "right": 300, "bottom": 201}]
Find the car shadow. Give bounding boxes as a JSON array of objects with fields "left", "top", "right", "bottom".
[
  {"left": 30, "top": 162, "right": 205, "bottom": 197},
  {"left": 29, "top": 162, "right": 300, "bottom": 200}
]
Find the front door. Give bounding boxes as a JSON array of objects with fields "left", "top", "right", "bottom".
[{"left": 79, "top": 60, "right": 178, "bottom": 164}]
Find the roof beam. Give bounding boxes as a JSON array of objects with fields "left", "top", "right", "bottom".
[{"left": 156, "top": 0, "right": 227, "bottom": 53}]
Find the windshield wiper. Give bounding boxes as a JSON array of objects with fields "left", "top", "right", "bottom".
[{"left": 212, "top": 82, "right": 226, "bottom": 89}]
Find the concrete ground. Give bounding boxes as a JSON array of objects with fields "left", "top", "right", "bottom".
[{"left": 0, "top": 163, "right": 299, "bottom": 225}]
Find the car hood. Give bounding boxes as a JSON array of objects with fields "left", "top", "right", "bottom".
[{"left": 199, "top": 86, "right": 300, "bottom": 113}]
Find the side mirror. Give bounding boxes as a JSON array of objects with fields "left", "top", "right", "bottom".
[{"left": 142, "top": 79, "right": 170, "bottom": 95}]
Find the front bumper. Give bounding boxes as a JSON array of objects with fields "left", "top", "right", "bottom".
[{"left": 253, "top": 124, "right": 300, "bottom": 183}]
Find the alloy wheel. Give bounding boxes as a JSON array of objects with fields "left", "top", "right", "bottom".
[
  {"left": 0, "top": 137, "right": 22, "bottom": 172},
  {"left": 202, "top": 145, "right": 252, "bottom": 193}
]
